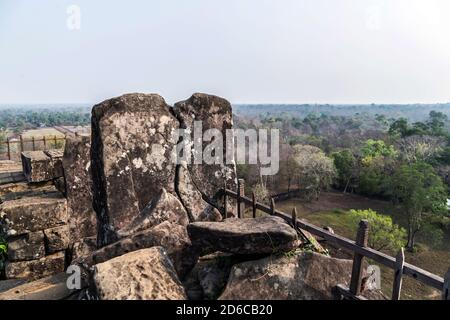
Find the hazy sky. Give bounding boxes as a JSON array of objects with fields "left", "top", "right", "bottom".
[{"left": 1, "top": 0, "right": 450, "bottom": 105}]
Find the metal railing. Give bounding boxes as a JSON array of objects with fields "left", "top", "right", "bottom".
[
  {"left": 0, "top": 135, "right": 66, "bottom": 160},
  {"left": 224, "top": 178, "right": 450, "bottom": 300}
]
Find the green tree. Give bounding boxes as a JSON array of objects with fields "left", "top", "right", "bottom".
[
  {"left": 386, "top": 162, "right": 447, "bottom": 251},
  {"left": 361, "top": 139, "right": 396, "bottom": 162},
  {"left": 332, "top": 149, "right": 357, "bottom": 193},
  {"left": 348, "top": 209, "right": 406, "bottom": 252}
]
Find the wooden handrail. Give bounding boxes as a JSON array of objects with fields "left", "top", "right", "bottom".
[{"left": 224, "top": 188, "right": 445, "bottom": 291}]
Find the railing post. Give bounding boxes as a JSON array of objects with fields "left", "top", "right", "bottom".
[
  {"left": 20, "top": 135, "right": 24, "bottom": 152},
  {"left": 223, "top": 180, "right": 228, "bottom": 219},
  {"left": 237, "top": 179, "right": 245, "bottom": 218},
  {"left": 32, "top": 136, "right": 36, "bottom": 151},
  {"left": 6, "top": 137, "right": 11, "bottom": 160},
  {"left": 252, "top": 191, "right": 257, "bottom": 218},
  {"left": 392, "top": 247, "right": 405, "bottom": 300},
  {"left": 349, "top": 219, "right": 369, "bottom": 296},
  {"left": 43, "top": 136, "right": 47, "bottom": 150},
  {"left": 443, "top": 267, "right": 450, "bottom": 300},
  {"left": 291, "top": 207, "right": 297, "bottom": 229},
  {"left": 270, "top": 198, "right": 275, "bottom": 216},
  {"left": 54, "top": 135, "right": 57, "bottom": 149}
]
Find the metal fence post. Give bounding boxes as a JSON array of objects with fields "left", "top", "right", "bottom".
[
  {"left": 349, "top": 220, "right": 369, "bottom": 296},
  {"left": 270, "top": 198, "right": 275, "bottom": 216},
  {"left": 20, "top": 135, "right": 24, "bottom": 152},
  {"left": 291, "top": 207, "right": 297, "bottom": 229},
  {"left": 392, "top": 247, "right": 405, "bottom": 300},
  {"left": 32, "top": 136, "right": 36, "bottom": 151}
]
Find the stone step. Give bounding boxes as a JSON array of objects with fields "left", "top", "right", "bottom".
[{"left": 0, "top": 192, "right": 68, "bottom": 236}]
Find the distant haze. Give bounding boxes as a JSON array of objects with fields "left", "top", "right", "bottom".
[{"left": 1, "top": 0, "right": 450, "bottom": 105}]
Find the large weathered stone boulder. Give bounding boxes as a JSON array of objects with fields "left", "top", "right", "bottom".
[
  {"left": 77, "top": 221, "right": 196, "bottom": 279},
  {"left": 219, "top": 251, "right": 353, "bottom": 300},
  {"left": 91, "top": 93, "right": 179, "bottom": 246},
  {"left": 93, "top": 247, "right": 187, "bottom": 300},
  {"left": 5, "top": 251, "right": 66, "bottom": 281},
  {"left": 187, "top": 216, "right": 300, "bottom": 255},
  {"left": 7, "top": 231, "right": 45, "bottom": 261},
  {"left": 62, "top": 134, "right": 97, "bottom": 242},
  {"left": 0, "top": 193, "right": 68, "bottom": 236},
  {"left": 117, "top": 188, "right": 189, "bottom": 237},
  {"left": 174, "top": 93, "right": 237, "bottom": 219}
]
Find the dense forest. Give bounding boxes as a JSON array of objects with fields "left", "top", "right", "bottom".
[
  {"left": 234, "top": 104, "right": 450, "bottom": 253},
  {"left": 0, "top": 105, "right": 91, "bottom": 133}
]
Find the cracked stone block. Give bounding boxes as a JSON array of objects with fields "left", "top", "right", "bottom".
[
  {"left": 5, "top": 251, "right": 66, "bottom": 281},
  {"left": 7, "top": 231, "right": 45, "bottom": 262},
  {"left": 91, "top": 93, "right": 179, "bottom": 246},
  {"left": 44, "top": 225, "right": 70, "bottom": 254},
  {"left": 21, "top": 151, "right": 53, "bottom": 183},
  {"left": 0, "top": 193, "right": 68, "bottom": 236},
  {"left": 44, "top": 149, "right": 64, "bottom": 179},
  {"left": 62, "top": 135, "right": 97, "bottom": 242}
]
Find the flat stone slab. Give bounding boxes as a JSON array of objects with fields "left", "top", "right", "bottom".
[
  {"left": 0, "top": 273, "right": 76, "bottom": 300},
  {"left": 93, "top": 247, "right": 187, "bottom": 300},
  {"left": 0, "top": 182, "right": 57, "bottom": 202},
  {"left": 187, "top": 216, "right": 300, "bottom": 255},
  {"left": 5, "top": 251, "right": 65, "bottom": 281},
  {"left": 0, "top": 161, "right": 25, "bottom": 185},
  {"left": 0, "top": 193, "right": 68, "bottom": 236}
]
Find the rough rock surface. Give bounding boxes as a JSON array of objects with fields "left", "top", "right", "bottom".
[
  {"left": 7, "top": 231, "right": 45, "bottom": 261},
  {"left": 62, "top": 134, "right": 97, "bottom": 242},
  {"left": 0, "top": 273, "right": 77, "bottom": 300},
  {"left": 71, "top": 236, "right": 97, "bottom": 261},
  {"left": 219, "top": 252, "right": 353, "bottom": 300},
  {"left": 174, "top": 93, "right": 237, "bottom": 219},
  {"left": 0, "top": 181, "right": 54, "bottom": 201},
  {"left": 5, "top": 251, "right": 66, "bottom": 280},
  {"left": 93, "top": 247, "right": 187, "bottom": 300},
  {"left": 78, "top": 221, "right": 196, "bottom": 279},
  {"left": 91, "top": 93, "right": 179, "bottom": 246},
  {"left": 21, "top": 151, "right": 55, "bottom": 182},
  {"left": 117, "top": 188, "right": 189, "bottom": 237},
  {"left": 44, "top": 149, "right": 64, "bottom": 179},
  {"left": 44, "top": 225, "right": 70, "bottom": 254},
  {"left": 188, "top": 216, "right": 300, "bottom": 255},
  {"left": 0, "top": 161, "right": 24, "bottom": 185},
  {"left": 0, "top": 193, "right": 68, "bottom": 236}
]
